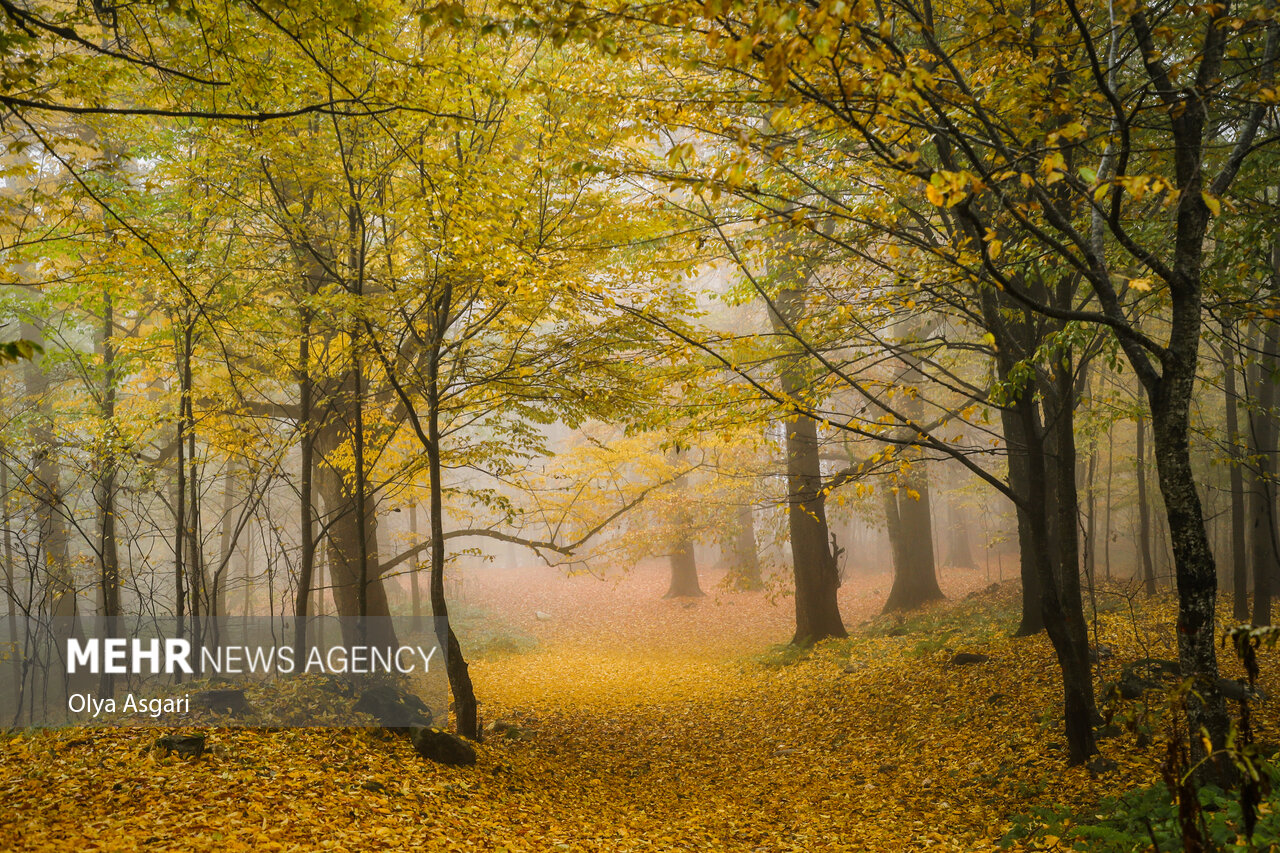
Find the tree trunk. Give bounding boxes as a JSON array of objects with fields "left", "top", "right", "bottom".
[
  {"left": 424, "top": 291, "right": 479, "bottom": 740},
  {"left": 292, "top": 314, "right": 316, "bottom": 654},
  {"left": 1136, "top": 411, "right": 1157, "bottom": 595},
  {"left": 1083, "top": 445, "right": 1097, "bottom": 581},
  {"left": 1222, "top": 322, "right": 1250, "bottom": 620},
  {"left": 1147, "top": 296, "right": 1230, "bottom": 764},
  {"left": 883, "top": 462, "right": 944, "bottom": 611},
  {"left": 1017, "top": 384, "right": 1097, "bottom": 765},
  {"left": 409, "top": 502, "right": 424, "bottom": 634},
  {"left": 729, "top": 503, "right": 764, "bottom": 590},
  {"left": 783, "top": 410, "right": 846, "bottom": 644},
  {"left": 664, "top": 465, "right": 704, "bottom": 598},
  {"left": 665, "top": 536, "right": 703, "bottom": 598},
  {"left": 1004, "top": 396, "right": 1045, "bottom": 636},
  {"left": 943, "top": 501, "right": 977, "bottom": 570},
  {"left": 94, "top": 291, "right": 121, "bottom": 697},
  {"left": 768, "top": 284, "right": 845, "bottom": 645},
  {"left": 22, "top": 332, "right": 79, "bottom": 652},
  {"left": 1248, "top": 320, "right": 1280, "bottom": 626}
]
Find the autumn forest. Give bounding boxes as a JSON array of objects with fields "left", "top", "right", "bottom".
[{"left": 1, "top": 0, "right": 1279, "bottom": 849}]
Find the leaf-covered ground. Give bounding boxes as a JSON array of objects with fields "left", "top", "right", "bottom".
[{"left": 2, "top": 564, "right": 1276, "bottom": 851}]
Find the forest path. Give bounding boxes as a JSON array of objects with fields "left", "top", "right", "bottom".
[{"left": 460, "top": 566, "right": 1086, "bottom": 851}]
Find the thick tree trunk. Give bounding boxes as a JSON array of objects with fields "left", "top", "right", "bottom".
[
  {"left": 883, "top": 462, "right": 944, "bottom": 611},
  {"left": 729, "top": 504, "right": 764, "bottom": 590},
  {"left": 1004, "top": 400, "right": 1045, "bottom": 636},
  {"left": 767, "top": 283, "right": 845, "bottom": 645},
  {"left": 22, "top": 334, "right": 80, "bottom": 654},
  {"left": 314, "top": 411, "right": 397, "bottom": 649},
  {"left": 1047, "top": 360, "right": 1097, "bottom": 764},
  {"left": 665, "top": 536, "right": 703, "bottom": 598},
  {"left": 664, "top": 465, "right": 704, "bottom": 598},
  {"left": 943, "top": 502, "right": 978, "bottom": 570},
  {"left": 1017, "top": 387, "right": 1097, "bottom": 765},
  {"left": 784, "top": 410, "right": 846, "bottom": 644}
]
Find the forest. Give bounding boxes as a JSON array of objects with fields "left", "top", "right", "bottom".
[{"left": 1, "top": 0, "right": 1279, "bottom": 849}]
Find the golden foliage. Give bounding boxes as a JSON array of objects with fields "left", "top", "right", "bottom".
[{"left": 1, "top": 569, "right": 1276, "bottom": 851}]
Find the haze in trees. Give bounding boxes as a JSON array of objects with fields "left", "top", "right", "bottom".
[{"left": 1, "top": 0, "right": 1278, "bottom": 848}]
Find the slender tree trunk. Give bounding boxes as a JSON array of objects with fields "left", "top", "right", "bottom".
[
  {"left": 1136, "top": 412, "right": 1157, "bottom": 595},
  {"left": 173, "top": 323, "right": 188, "bottom": 657},
  {"left": 94, "top": 291, "right": 120, "bottom": 696},
  {"left": 1105, "top": 428, "right": 1114, "bottom": 581},
  {"left": 2, "top": 451, "right": 19, "bottom": 703},
  {"left": 1144, "top": 267, "right": 1230, "bottom": 763},
  {"left": 1248, "top": 320, "right": 1280, "bottom": 626},
  {"left": 1084, "top": 445, "right": 1097, "bottom": 581},
  {"left": 292, "top": 315, "right": 315, "bottom": 655},
  {"left": 185, "top": 385, "right": 204, "bottom": 648},
  {"left": 1222, "top": 322, "right": 1249, "bottom": 620},
  {"left": 425, "top": 286, "right": 478, "bottom": 740},
  {"left": 409, "top": 502, "right": 423, "bottom": 634}
]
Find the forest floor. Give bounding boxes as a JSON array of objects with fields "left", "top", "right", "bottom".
[{"left": 2, "top": 561, "right": 1277, "bottom": 851}]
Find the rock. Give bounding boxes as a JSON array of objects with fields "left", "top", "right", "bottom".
[
  {"left": 154, "top": 734, "right": 205, "bottom": 758},
  {"left": 355, "top": 685, "right": 433, "bottom": 728},
  {"left": 410, "top": 726, "right": 477, "bottom": 767},
  {"left": 1096, "top": 724, "right": 1122, "bottom": 740},
  {"left": 950, "top": 652, "right": 990, "bottom": 666},
  {"left": 965, "top": 583, "right": 1001, "bottom": 600},
  {"left": 1215, "top": 677, "right": 1268, "bottom": 703},
  {"left": 1113, "top": 658, "right": 1182, "bottom": 699},
  {"left": 535, "top": 611, "right": 553, "bottom": 622},
  {"left": 1088, "top": 756, "right": 1118, "bottom": 775},
  {"left": 484, "top": 720, "right": 527, "bottom": 740},
  {"left": 191, "top": 688, "right": 252, "bottom": 715}
]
